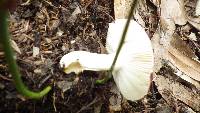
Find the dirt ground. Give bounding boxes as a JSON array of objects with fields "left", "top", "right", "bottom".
[{"left": 0, "top": 0, "right": 195, "bottom": 113}]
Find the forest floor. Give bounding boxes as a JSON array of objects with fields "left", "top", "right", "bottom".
[{"left": 0, "top": 0, "right": 196, "bottom": 113}]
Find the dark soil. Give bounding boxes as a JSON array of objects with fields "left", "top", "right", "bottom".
[{"left": 0, "top": 0, "right": 176, "bottom": 113}]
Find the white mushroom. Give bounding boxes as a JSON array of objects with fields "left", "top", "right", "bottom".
[{"left": 60, "top": 19, "right": 154, "bottom": 101}]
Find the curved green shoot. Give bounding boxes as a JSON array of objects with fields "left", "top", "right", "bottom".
[{"left": 0, "top": 10, "right": 51, "bottom": 99}]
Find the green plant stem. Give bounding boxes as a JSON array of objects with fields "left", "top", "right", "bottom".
[
  {"left": 96, "top": 0, "right": 138, "bottom": 84},
  {"left": 110, "top": 0, "right": 137, "bottom": 72},
  {"left": 0, "top": 10, "right": 51, "bottom": 99},
  {"left": 95, "top": 72, "right": 112, "bottom": 84}
]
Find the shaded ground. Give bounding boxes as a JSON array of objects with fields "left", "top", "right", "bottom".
[{"left": 0, "top": 0, "right": 184, "bottom": 113}]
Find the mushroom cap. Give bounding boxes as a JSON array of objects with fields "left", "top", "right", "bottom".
[
  {"left": 106, "top": 19, "right": 154, "bottom": 101},
  {"left": 59, "top": 19, "right": 154, "bottom": 101}
]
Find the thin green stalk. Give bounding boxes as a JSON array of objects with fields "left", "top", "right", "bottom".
[
  {"left": 0, "top": 10, "right": 51, "bottom": 99},
  {"left": 96, "top": 0, "right": 138, "bottom": 84},
  {"left": 110, "top": 0, "right": 137, "bottom": 72}
]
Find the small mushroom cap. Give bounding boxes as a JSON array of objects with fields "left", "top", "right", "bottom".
[
  {"left": 60, "top": 51, "right": 85, "bottom": 74},
  {"left": 107, "top": 19, "right": 154, "bottom": 101}
]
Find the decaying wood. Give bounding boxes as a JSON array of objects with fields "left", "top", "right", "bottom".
[
  {"left": 167, "top": 52, "right": 200, "bottom": 89},
  {"left": 114, "top": 0, "right": 132, "bottom": 19},
  {"left": 114, "top": 0, "right": 200, "bottom": 111},
  {"left": 196, "top": 0, "right": 200, "bottom": 16},
  {"left": 114, "top": 0, "right": 146, "bottom": 28},
  {"left": 155, "top": 68, "right": 200, "bottom": 112},
  {"left": 151, "top": 0, "right": 200, "bottom": 111},
  {"left": 153, "top": 30, "right": 200, "bottom": 112},
  {"left": 167, "top": 34, "right": 200, "bottom": 84},
  {"left": 160, "top": 0, "right": 187, "bottom": 25}
]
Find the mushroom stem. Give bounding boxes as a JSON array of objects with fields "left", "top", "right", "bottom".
[
  {"left": 60, "top": 51, "right": 116, "bottom": 74},
  {"left": 79, "top": 53, "right": 115, "bottom": 71}
]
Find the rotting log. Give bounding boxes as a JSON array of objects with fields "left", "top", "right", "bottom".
[
  {"left": 114, "top": 0, "right": 200, "bottom": 112},
  {"left": 152, "top": 30, "right": 200, "bottom": 112},
  {"left": 155, "top": 65, "right": 200, "bottom": 111}
]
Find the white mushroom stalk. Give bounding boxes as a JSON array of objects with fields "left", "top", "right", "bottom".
[{"left": 60, "top": 19, "right": 154, "bottom": 101}]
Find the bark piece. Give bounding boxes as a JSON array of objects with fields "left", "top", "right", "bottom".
[
  {"left": 196, "top": 0, "right": 200, "bottom": 16},
  {"left": 161, "top": 0, "right": 187, "bottom": 25},
  {"left": 167, "top": 34, "right": 200, "bottom": 82},
  {"left": 152, "top": 30, "right": 200, "bottom": 112},
  {"left": 114, "top": 0, "right": 132, "bottom": 19},
  {"left": 155, "top": 65, "right": 200, "bottom": 112}
]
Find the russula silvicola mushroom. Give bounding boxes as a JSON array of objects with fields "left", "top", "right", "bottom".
[{"left": 60, "top": 19, "right": 154, "bottom": 101}]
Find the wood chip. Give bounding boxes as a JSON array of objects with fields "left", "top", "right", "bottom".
[
  {"left": 56, "top": 29, "right": 64, "bottom": 36},
  {"left": 45, "top": 38, "right": 52, "bottom": 43},
  {"left": 188, "top": 32, "right": 197, "bottom": 41},
  {"left": 33, "top": 46, "right": 40, "bottom": 57},
  {"left": 11, "top": 40, "right": 21, "bottom": 54},
  {"left": 67, "top": 6, "right": 81, "bottom": 23},
  {"left": 57, "top": 78, "right": 79, "bottom": 92},
  {"left": 114, "top": 0, "right": 132, "bottom": 19},
  {"left": 188, "top": 17, "right": 200, "bottom": 31},
  {"left": 34, "top": 69, "right": 42, "bottom": 74},
  {"left": 109, "top": 84, "right": 122, "bottom": 112},
  {"left": 196, "top": 0, "right": 200, "bottom": 16}
]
